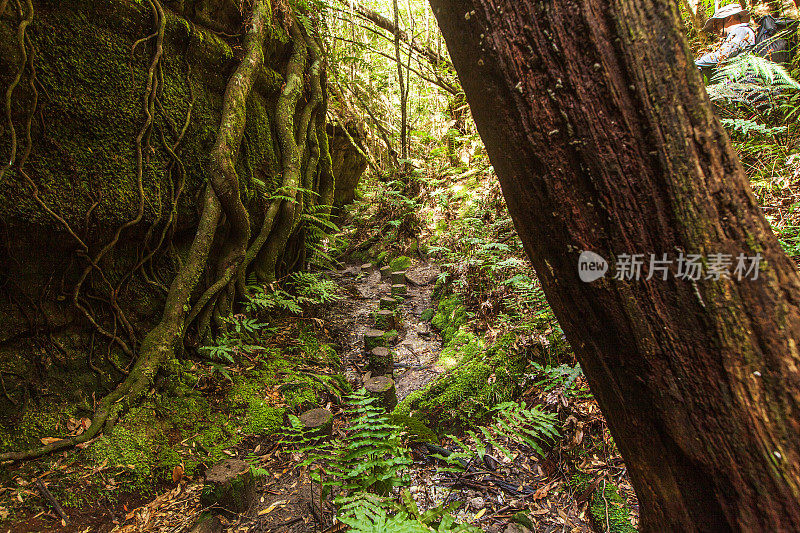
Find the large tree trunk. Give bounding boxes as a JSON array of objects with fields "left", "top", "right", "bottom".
[{"left": 429, "top": 0, "right": 800, "bottom": 530}]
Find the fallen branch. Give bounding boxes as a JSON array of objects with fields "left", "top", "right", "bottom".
[{"left": 34, "top": 479, "right": 68, "bottom": 525}]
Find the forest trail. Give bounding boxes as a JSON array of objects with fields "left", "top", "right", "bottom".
[
  {"left": 219, "top": 262, "right": 599, "bottom": 533},
  {"left": 94, "top": 262, "right": 447, "bottom": 533},
  {"left": 324, "top": 261, "right": 443, "bottom": 400},
  {"left": 228, "top": 261, "right": 450, "bottom": 532}
]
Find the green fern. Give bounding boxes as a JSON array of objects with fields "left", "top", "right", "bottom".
[
  {"left": 282, "top": 389, "right": 411, "bottom": 509},
  {"left": 720, "top": 118, "right": 784, "bottom": 136},
  {"left": 530, "top": 362, "right": 587, "bottom": 399},
  {"left": 338, "top": 506, "right": 431, "bottom": 533},
  {"left": 707, "top": 54, "right": 800, "bottom": 113},
  {"left": 338, "top": 494, "right": 482, "bottom": 532},
  {"left": 489, "top": 401, "right": 559, "bottom": 458},
  {"left": 712, "top": 53, "right": 800, "bottom": 89},
  {"left": 244, "top": 271, "right": 342, "bottom": 315},
  {"left": 287, "top": 271, "right": 343, "bottom": 305},
  {"left": 435, "top": 400, "right": 559, "bottom": 472}
]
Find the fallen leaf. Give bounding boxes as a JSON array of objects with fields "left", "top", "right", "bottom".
[
  {"left": 533, "top": 482, "right": 551, "bottom": 500},
  {"left": 258, "top": 499, "right": 287, "bottom": 515},
  {"left": 474, "top": 508, "right": 486, "bottom": 520},
  {"left": 172, "top": 465, "right": 184, "bottom": 484},
  {"left": 40, "top": 437, "right": 61, "bottom": 445},
  {"left": 75, "top": 436, "right": 100, "bottom": 449}
]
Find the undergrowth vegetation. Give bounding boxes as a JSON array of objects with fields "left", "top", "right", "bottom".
[
  {"left": 693, "top": 31, "right": 800, "bottom": 263},
  {"left": 283, "top": 389, "right": 484, "bottom": 531},
  {"left": 345, "top": 144, "right": 579, "bottom": 432}
]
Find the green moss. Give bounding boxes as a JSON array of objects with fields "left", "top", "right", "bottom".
[
  {"left": 401, "top": 276, "right": 531, "bottom": 428},
  {"left": 1, "top": 0, "right": 282, "bottom": 232},
  {"left": 394, "top": 389, "right": 424, "bottom": 418},
  {"left": 570, "top": 473, "right": 635, "bottom": 533},
  {"left": 431, "top": 294, "right": 468, "bottom": 344},
  {"left": 388, "top": 255, "right": 412, "bottom": 271},
  {"left": 298, "top": 328, "right": 342, "bottom": 369},
  {"left": 242, "top": 398, "right": 284, "bottom": 435},
  {"left": 0, "top": 401, "right": 77, "bottom": 453},
  {"left": 83, "top": 350, "right": 315, "bottom": 491},
  {"left": 589, "top": 482, "right": 637, "bottom": 533},
  {"left": 438, "top": 329, "right": 483, "bottom": 369},
  {"left": 389, "top": 414, "right": 438, "bottom": 443},
  {"left": 89, "top": 405, "right": 166, "bottom": 489}
]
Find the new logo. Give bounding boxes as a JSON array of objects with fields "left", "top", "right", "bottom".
[{"left": 578, "top": 251, "right": 608, "bottom": 282}]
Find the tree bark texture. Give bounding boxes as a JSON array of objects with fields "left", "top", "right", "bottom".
[{"left": 429, "top": 0, "right": 800, "bottom": 530}]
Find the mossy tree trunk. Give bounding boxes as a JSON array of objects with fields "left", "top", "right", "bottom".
[
  {"left": 0, "top": 0, "right": 338, "bottom": 460},
  {"left": 431, "top": 0, "right": 800, "bottom": 530}
]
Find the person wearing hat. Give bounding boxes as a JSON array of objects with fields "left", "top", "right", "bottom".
[{"left": 695, "top": 4, "right": 756, "bottom": 68}]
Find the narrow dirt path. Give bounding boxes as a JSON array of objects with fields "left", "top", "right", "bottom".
[
  {"left": 324, "top": 261, "right": 443, "bottom": 398},
  {"left": 223, "top": 261, "right": 448, "bottom": 533}
]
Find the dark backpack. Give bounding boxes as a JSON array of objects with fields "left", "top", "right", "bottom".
[{"left": 752, "top": 15, "right": 798, "bottom": 65}]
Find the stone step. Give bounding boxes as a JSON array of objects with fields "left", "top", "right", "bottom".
[
  {"left": 374, "top": 308, "right": 395, "bottom": 330},
  {"left": 364, "top": 328, "right": 387, "bottom": 351},
  {"left": 391, "top": 270, "right": 407, "bottom": 285},
  {"left": 391, "top": 284, "right": 407, "bottom": 298},
  {"left": 367, "top": 346, "right": 394, "bottom": 377},
  {"left": 379, "top": 296, "right": 398, "bottom": 310},
  {"left": 298, "top": 407, "right": 334, "bottom": 439},
  {"left": 365, "top": 375, "right": 398, "bottom": 411},
  {"left": 200, "top": 459, "right": 255, "bottom": 514}
]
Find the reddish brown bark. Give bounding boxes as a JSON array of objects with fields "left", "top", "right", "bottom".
[{"left": 429, "top": 0, "right": 800, "bottom": 530}]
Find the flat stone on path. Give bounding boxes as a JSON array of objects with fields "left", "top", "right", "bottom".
[
  {"left": 391, "top": 271, "right": 407, "bottom": 285},
  {"left": 364, "top": 328, "right": 386, "bottom": 351},
  {"left": 379, "top": 296, "right": 397, "bottom": 310},
  {"left": 299, "top": 407, "right": 334, "bottom": 439},
  {"left": 365, "top": 375, "right": 398, "bottom": 410},
  {"left": 367, "top": 346, "right": 394, "bottom": 377},
  {"left": 200, "top": 459, "right": 255, "bottom": 514},
  {"left": 391, "top": 284, "right": 407, "bottom": 298},
  {"left": 374, "top": 309, "right": 394, "bottom": 330}
]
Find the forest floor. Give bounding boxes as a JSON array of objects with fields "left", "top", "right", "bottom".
[{"left": 1, "top": 259, "right": 637, "bottom": 532}]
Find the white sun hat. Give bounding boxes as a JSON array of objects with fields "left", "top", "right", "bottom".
[{"left": 702, "top": 4, "right": 749, "bottom": 32}]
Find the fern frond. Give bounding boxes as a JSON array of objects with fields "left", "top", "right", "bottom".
[{"left": 712, "top": 54, "right": 800, "bottom": 89}]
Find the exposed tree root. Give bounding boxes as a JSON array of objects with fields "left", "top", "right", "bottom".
[
  {"left": 184, "top": 0, "right": 273, "bottom": 333},
  {"left": 0, "top": 187, "right": 224, "bottom": 462},
  {"left": 205, "top": 0, "right": 273, "bottom": 283},
  {"left": 120, "top": 71, "right": 195, "bottom": 298},
  {"left": 1, "top": 1, "right": 338, "bottom": 463},
  {"left": 253, "top": 22, "right": 313, "bottom": 282},
  {"left": 0, "top": 0, "right": 33, "bottom": 183}
]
